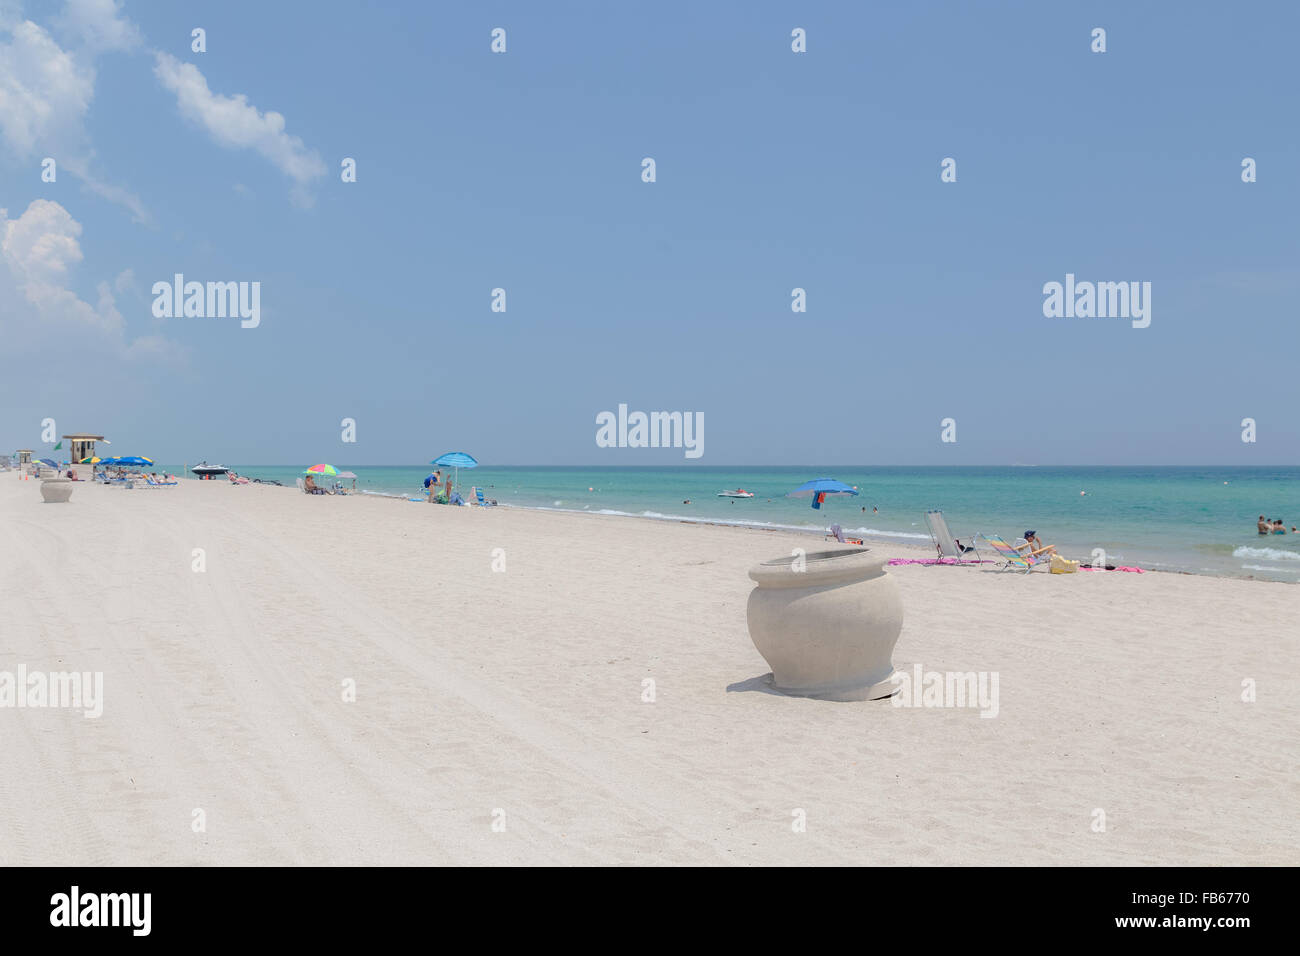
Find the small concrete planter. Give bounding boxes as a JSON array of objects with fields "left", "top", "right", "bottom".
[
  {"left": 40, "top": 478, "right": 74, "bottom": 503},
  {"left": 746, "top": 547, "right": 903, "bottom": 701}
]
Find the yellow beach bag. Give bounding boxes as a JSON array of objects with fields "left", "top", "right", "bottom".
[{"left": 1050, "top": 553, "right": 1080, "bottom": 574}]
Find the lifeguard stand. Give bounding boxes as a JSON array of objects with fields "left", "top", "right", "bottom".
[{"left": 62, "top": 433, "right": 107, "bottom": 479}]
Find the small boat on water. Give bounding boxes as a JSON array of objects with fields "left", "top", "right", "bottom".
[
  {"left": 717, "top": 489, "right": 755, "bottom": 498},
  {"left": 191, "top": 460, "right": 229, "bottom": 478}
]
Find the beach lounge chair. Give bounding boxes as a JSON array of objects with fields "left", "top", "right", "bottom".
[
  {"left": 473, "top": 487, "right": 497, "bottom": 507},
  {"left": 925, "top": 510, "right": 980, "bottom": 563},
  {"left": 979, "top": 534, "right": 1053, "bottom": 573},
  {"left": 825, "top": 524, "right": 864, "bottom": 545}
]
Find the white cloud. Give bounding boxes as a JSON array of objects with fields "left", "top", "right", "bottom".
[
  {"left": 3, "top": 198, "right": 121, "bottom": 333},
  {"left": 55, "top": 0, "right": 140, "bottom": 53},
  {"left": 154, "top": 52, "right": 327, "bottom": 202},
  {"left": 63, "top": 156, "right": 151, "bottom": 223},
  {"left": 1, "top": 199, "right": 183, "bottom": 362},
  {"left": 0, "top": 8, "right": 149, "bottom": 222},
  {"left": 4, "top": 198, "right": 88, "bottom": 282},
  {"left": 0, "top": 18, "right": 95, "bottom": 154}
]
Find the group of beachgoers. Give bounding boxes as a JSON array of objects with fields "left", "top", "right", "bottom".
[
  {"left": 92, "top": 468, "right": 177, "bottom": 485},
  {"left": 422, "top": 469, "right": 465, "bottom": 505},
  {"left": 949, "top": 529, "right": 1053, "bottom": 557},
  {"left": 302, "top": 474, "right": 347, "bottom": 495},
  {"left": 419, "top": 470, "right": 497, "bottom": 506},
  {"left": 1257, "top": 516, "right": 1294, "bottom": 535}
]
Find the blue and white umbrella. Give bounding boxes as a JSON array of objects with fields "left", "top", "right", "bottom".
[
  {"left": 432, "top": 452, "right": 477, "bottom": 469},
  {"left": 430, "top": 452, "right": 477, "bottom": 494},
  {"left": 786, "top": 477, "right": 859, "bottom": 511}
]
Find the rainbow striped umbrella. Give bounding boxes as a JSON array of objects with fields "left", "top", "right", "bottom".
[{"left": 303, "top": 463, "right": 339, "bottom": 477}]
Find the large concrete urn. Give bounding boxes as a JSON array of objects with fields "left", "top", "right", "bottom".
[
  {"left": 746, "top": 547, "right": 902, "bottom": 701},
  {"left": 40, "top": 478, "right": 74, "bottom": 503}
]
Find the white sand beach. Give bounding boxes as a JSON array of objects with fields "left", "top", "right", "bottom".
[{"left": 2, "top": 476, "right": 1296, "bottom": 866}]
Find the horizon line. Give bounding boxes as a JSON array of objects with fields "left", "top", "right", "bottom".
[{"left": 136, "top": 462, "right": 1300, "bottom": 469}]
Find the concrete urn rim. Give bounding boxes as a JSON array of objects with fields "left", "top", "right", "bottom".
[{"left": 747, "top": 546, "right": 887, "bottom": 589}]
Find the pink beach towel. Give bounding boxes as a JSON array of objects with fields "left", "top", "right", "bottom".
[{"left": 888, "top": 558, "right": 988, "bottom": 567}]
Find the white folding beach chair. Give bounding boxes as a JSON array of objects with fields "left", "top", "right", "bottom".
[
  {"left": 924, "top": 510, "right": 980, "bottom": 563},
  {"left": 824, "top": 523, "right": 863, "bottom": 545}
]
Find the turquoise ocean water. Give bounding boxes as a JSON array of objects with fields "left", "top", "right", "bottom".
[{"left": 167, "top": 465, "right": 1300, "bottom": 582}]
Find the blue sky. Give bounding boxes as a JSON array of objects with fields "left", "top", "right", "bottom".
[{"left": 2, "top": 0, "right": 1297, "bottom": 465}]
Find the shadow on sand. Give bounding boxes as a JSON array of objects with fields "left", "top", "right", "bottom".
[{"left": 725, "top": 673, "right": 786, "bottom": 695}]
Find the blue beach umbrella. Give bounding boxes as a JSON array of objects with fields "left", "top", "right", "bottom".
[
  {"left": 432, "top": 452, "right": 477, "bottom": 469},
  {"left": 118, "top": 456, "right": 153, "bottom": 467},
  {"left": 787, "top": 477, "right": 860, "bottom": 511},
  {"left": 37, "top": 457, "right": 59, "bottom": 469},
  {"left": 430, "top": 452, "right": 477, "bottom": 493}
]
